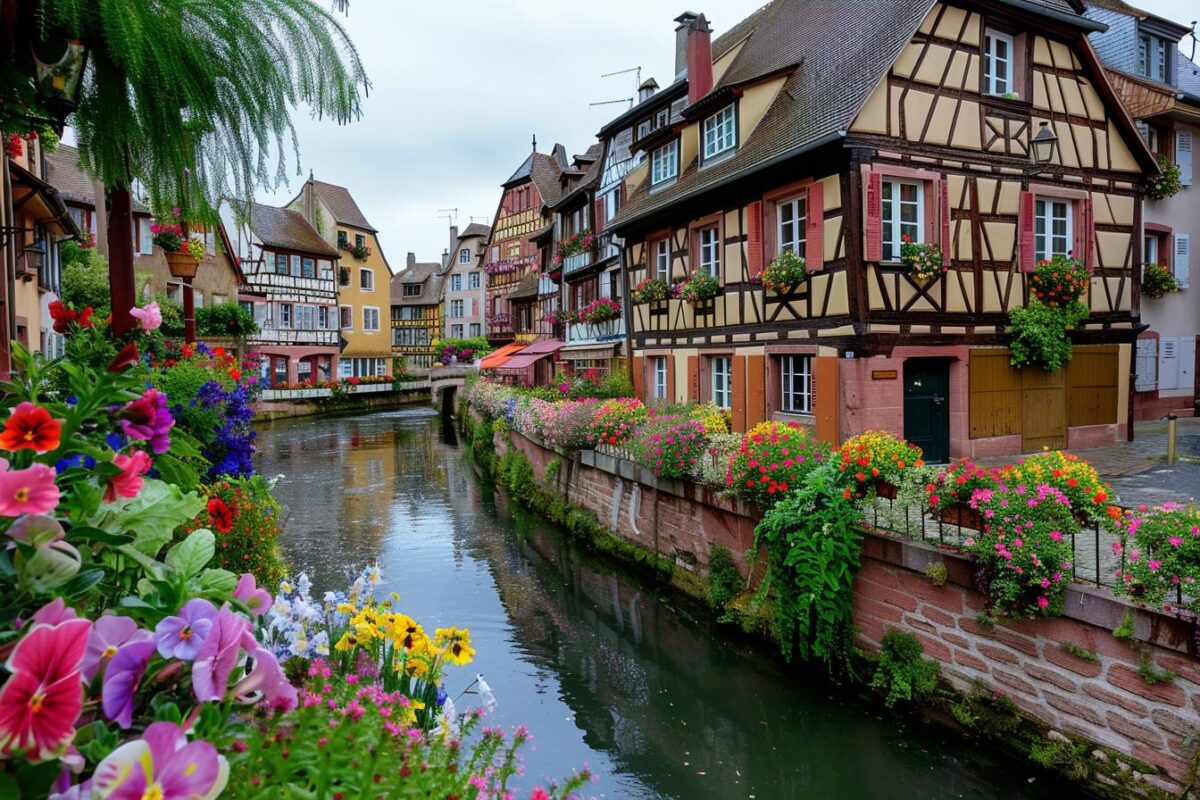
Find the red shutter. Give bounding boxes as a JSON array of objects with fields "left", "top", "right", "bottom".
[
  {"left": 594, "top": 198, "right": 605, "bottom": 234},
  {"left": 1075, "top": 195, "right": 1094, "bottom": 270},
  {"left": 746, "top": 201, "right": 764, "bottom": 279},
  {"left": 938, "top": 177, "right": 951, "bottom": 258},
  {"left": 687, "top": 355, "right": 699, "bottom": 402},
  {"left": 1018, "top": 190, "right": 1036, "bottom": 272},
  {"left": 746, "top": 354, "right": 766, "bottom": 426},
  {"left": 666, "top": 355, "right": 676, "bottom": 403},
  {"left": 806, "top": 182, "right": 825, "bottom": 271},
  {"left": 864, "top": 170, "right": 882, "bottom": 262}
]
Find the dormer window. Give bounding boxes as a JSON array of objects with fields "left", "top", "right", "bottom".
[
  {"left": 984, "top": 30, "right": 1014, "bottom": 95},
  {"left": 402, "top": 283, "right": 420, "bottom": 297},
  {"left": 651, "top": 141, "right": 678, "bottom": 185},
  {"left": 703, "top": 104, "right": 736, "bottom": 160},
  {"left": 1138, "top": 33, "right": 1168, "bottom": 83}
]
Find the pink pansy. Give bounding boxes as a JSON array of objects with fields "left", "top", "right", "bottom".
[
  {"left": 104, "top": 450, "right": 151, "bottom": 503},
  {"left": 0, "top": 462, "right": 60, "bottom": 517},
  {"left": 92, "top": 721, "right": 227, "bottom": 800},
  {"left": 0, "top": 618, "right": 92, "bottom": 760},
  {"left": 232, "top": 573, "right": 272, "bottom": 617},
  {"left": 83, "top": 616, "right": 151, "bottom": 682},
  {"left": 128, "top": 301, "right": 163, "bottom": 332},
  {"left": 192, "top": 605, "right": 252, "bottom": 702},
  {"left": 231, "top": 646, "right": 297, "bottom": 710}
]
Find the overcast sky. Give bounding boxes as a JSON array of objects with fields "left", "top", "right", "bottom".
[{"left": 253, "top": 0, "right": 1199, "bottom": 271}]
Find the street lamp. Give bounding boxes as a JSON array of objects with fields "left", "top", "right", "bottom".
[
  {"left": 1029, "top": 121, "right": 1058, "bottom": 174},
  {"left": 30, "top": 33, "right": 90, "bottom": 130}
]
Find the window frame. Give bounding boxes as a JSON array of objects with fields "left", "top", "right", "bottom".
[
  {"left": 1034, "top": 197, "right": 1073, "bottom": 262},
  {"left": 363, "top": 306, "right": 380, "bottom": 332},
  {"left": 653, "top": 356, "right": 668, "bottom": 400},
  {"left": 880, "top": 178, "right": 925, "bottom": 263},
  {"left": 702, "top": 104, "right": 737, "bottom": 161},
  {"left": 983, "top": 29, "right": 1015, "bottom": 95},
  {"left": 360, "top": 268, "right": 375, "bottom": 292},
  {"left": 274, "top": 253, "right": 289, "bottom": 275},
  {"left": 450, "top": 274, "right": 463, "bottom": 292},
  {"left": 402, "top": 283, "right": 421, "bottom": 297},
  {"left": 468, "top": 271, "right": 481, "bottom": 289},
  {"left": 301, "top": 257, "right": 315, "bottom": 279},
  {"left": 653, "top": 239, "right": 670, "bottom": 282},
  {"left": 278, "top": 303, "right": 292, "bottom": 329},
  {"left": 650, "top": 141, "right": 678, "bottom": 186},
  {"left": 339, "top": 305, "right": 353, "bottom": 331},
  {"left": 709, "top": 355, "right": 732, "bottom": 410},
  {"left": 459, "top": 248, "right": 471, "bottom": 264},
  {"left": 776, "top": 195, "right": 807, "bottom": 259},
  {"left": 698, "top": 225, "right": 721, "bottom": 278},
  {"left": 779, "top": 354, "right": 813, "bottom": 415}
]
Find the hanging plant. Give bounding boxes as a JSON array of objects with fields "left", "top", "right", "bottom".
[
  {"left": 631, "top": 277, "right": 671, "bottom": 304},
  {"left": 581, "top": 297, "right": 621, "bottom": 324},
  {"left": 556, "top": 230, "right": 594, "bottom": 259},
  {"left": 1146, "top": 154, "right": 1182, "bottom": 201},
  {"left": 899, "top": 235, "right": 945, "bottom": 282},
  {"left": 1007, "top": 299, "right": 1089, "bottom": 371},
  {"left": 676, "top": 271, "right": 719, "bottom": 305},
  {"left": 1029, "top": 254, "right": 1089, "bottom": 308},
  {"left": 1141, "top": 263, "right": 1180, "bottom": 299},
  {"left": 757, "top": 251, "right": 810, "bottom": 293}
]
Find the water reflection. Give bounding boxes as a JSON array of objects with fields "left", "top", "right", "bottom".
[{"left": 257, "top": 410, "right": 1074, "bottom": 800}]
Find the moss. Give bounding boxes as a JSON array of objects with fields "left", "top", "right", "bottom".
[
  {"left": 924, "top": 561, "right": 948, "bottom": 587},
  {"left": 707, "top": 545, "right": 742, "bottom": 610},
  {"left": 1058, "top": 642, "right": 1098, "bottom": 662},
  {"left": 870, "top": 630, "right": 941, "bottom": 709}
]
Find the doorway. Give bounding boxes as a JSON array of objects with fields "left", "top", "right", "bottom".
[{"left": 903, "top": 358, "right": 950, "bottom": 463}]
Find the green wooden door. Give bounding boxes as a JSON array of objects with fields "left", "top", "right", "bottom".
[{"left": 904, "top": 359, "right": 950, "bottom": 463}]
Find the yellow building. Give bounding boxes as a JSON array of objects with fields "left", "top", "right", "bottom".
[
  {"left": 390, "top": 255, "right": 445, "bottom": 370},
  {"left": 289, "top": 176, "right": 393, "bottom": 379}
]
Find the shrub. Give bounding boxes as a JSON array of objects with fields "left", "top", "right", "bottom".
[
  {"left": 700, "top": 432, "right": 743, "bottom": 487},
  {"left": 180, "top": 476, "right": 285, "bottom": 586},
  {"left": 726, "top": 421, "right": 830, "bottom": 509},
  {"left": 964, "top": 483, "right": 1076, "bottom": 617},
  {"left": 838, "top": 430, "right": 924, "bottom": 492},
  {"left": 589, "top": 397, "right": 648, "bottom": 447},
  {"left": 688, "top": 401, "right": 731, "bottom": 435},
  {"left": 1002, "top": 451, "right": 1109, "bottom": 520},
  {"left": 926, "top": 458, "right": 1005, "bottom": 511},
  {"left": 1146, "top": 153, "right": 1182, "bottom": 201},
  {"left": 60, "top": 240, "right": 112, "bottom": 313},
  {"left": 707, "top": 544, "right": 742, "bottom": 609},
  {"left": 196, "top": 302, "right": 259, "bottom": 337},
  {"left": 1007, "top": 299, "right": 1089, "bottom": 371},
  {"left": 1141, "top": 263, "right": 1180, "bottom": 299},
  {"left": 1029, "top": 255, "right": 1089, "bottom": 308},
  {"left": 541, "top": 399, "right": 599, "bottom": 451},
  {"left": 631, "top": 277, "right": 671, "bottom": 304},
  {"left": 630, "top": 415, "right": 708, "bottom": 479},
  {"left": 1106, "top": 503, "right": 1200, "bottom": 612},
  {"left": 870, "top": 630, "right": 941, "bottom": 708}
]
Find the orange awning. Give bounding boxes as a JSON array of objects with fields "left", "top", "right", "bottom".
[{"left": 479, "top": 342, "right": 525, "bottom": 370}]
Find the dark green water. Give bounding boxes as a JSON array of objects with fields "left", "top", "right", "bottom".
[{"left": 257, "top": 408, "right": 1080, "bottom": 800}]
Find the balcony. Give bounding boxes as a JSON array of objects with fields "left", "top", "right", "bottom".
[
  {"left": 566, "top": 316, "right": 624, "bottom": 345},
  {"left": 251, "top": 326, "right": 339, "bottom": 347},
  {"left": 245, "top": 271, "right": 337, "bottom": 300}
]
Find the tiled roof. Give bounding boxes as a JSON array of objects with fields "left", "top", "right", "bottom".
[
  {"left": 1178, "top": 52, "right": 1200, "bottom": 98},
  {"left": 460, "top": 222, "right": 491, "bottom": 239},
  {"left": 554, "top": 141, "right": 606, "bottom": 210},
  {"left": 506, "top": 272, "right": 539, "bottom": 300},
  {"left": 45, "top": 144, "right": 150, "bottom": 214},
  {"left": 246, "top": 202, "right": 340, "bottom": 257},
  {"left": 310, "top": 180, "right": 376, "bottom": 232},
  {"left": 390, "top": 262, "right": 443, "bottom": 304},
  {"left": 530, "top": 152, "right": 563, "bottom": 207},
  {"left": 504, "top": 153, "right": 535, "bottom": 185},
  {"left": 1105, "top": 67, "right": 1179, "bottom": 117}
]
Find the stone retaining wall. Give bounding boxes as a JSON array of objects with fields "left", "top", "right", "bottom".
[{"left": 497, "top": 427, "right": 1200, "bottom": 795}]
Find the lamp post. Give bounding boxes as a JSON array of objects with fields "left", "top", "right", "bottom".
[{"left": 1029, "top": 121, "right": 1058, "bottom": 175}]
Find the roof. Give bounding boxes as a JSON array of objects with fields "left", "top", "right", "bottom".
[
  {"left": 611, "top": 0, "right": 1113, "bottom": 233},
  {"left": 554, "top": 142, "right": 607, "bottom": 210},
  {"left": 459, "top": 222, "right": 491, "bottom": 239},
  {"left": 496, "top": 341, "right": 564, "bottom": 371},
  {"left": 506, "top": 272, "right": 540, "bottom": 300},
  {"left": 309, "top": 180, "right": 377, "bottom": 232},
  {"left": 389, "top": 261, "right": 443, "bottom": 304},
  {"left": 1085, "top": 0, "right": 1186, "bottom": 32},
  {"left": 45, "top": 144, "right": 150, "bottom": 214},
  {"left": 246, "top": 202, "right": 340, "bottom": 257},
  {"left": 530, "top": 152, "right": 563, "bottom": 207}
]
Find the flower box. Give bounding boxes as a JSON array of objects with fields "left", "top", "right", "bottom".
[
  {"left": 938, "top": 504, "right": 981, "bottom": 530},
  {"left": 165, "top": 250, "right": 199, "bottom": 279},
  {"left": 875, "top": 480, "right": 898, "bottom": 500}
]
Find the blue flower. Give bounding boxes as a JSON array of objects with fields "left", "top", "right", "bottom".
[
  {"left": 105, "top": 432, "right": 124, "bottom": 452},
  {"left": 55, "top": 453, "right": 84, "bottom": 473},
  {"left": 65, "top": 396, "right": 78, "bottom": 407}
]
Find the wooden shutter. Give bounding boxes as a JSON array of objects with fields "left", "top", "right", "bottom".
[
  {"left": 746, "top": 200, "right": 764, "bottom": 278},
  {"left": 632, "top": 355, "right": 645, "bottom": 400},
  {"left": 731, "top": 355, "right": 747, "bottom": 433},
  {"left": 666, "top": 355, "right": 676, "bottom": 403},
  {"left": 1018, "top": 190, "right": 1036, "bottom": 272},
  {"left": 864, "top": 170, "right": 882, "bottom": 262},
  {"left": 594, "top": 197, "right": 606, "bottom": 233},
  {"left": 1177, "top": 130, "right": 1193, "bottom": 186},
  {"left": 746, "top": 354, "right": 766, "bottom": 425},
  {"left": 1159, "top": 337, "right": 1180, "bottom": 391},
  {"left": 806, "top": 182, "right": 825, "bottom": 271},
  {"left": 813, "top": 356, "right": 840, "bottom": 445},
  {"left": 1134, "top": 338, "right": 1158, "bottom": 392},
  {"left": 1072, "top": 194, "right": 1093, "bottom": 270},
  {"left": 687, "top": 355, "right": 699, "bottom": 401},
  {"left": 937, "top": 177, "right": 950, "bottom": 257},
  {"left": 1176, "top": 234, "right": 1191, "bottom": 289}
]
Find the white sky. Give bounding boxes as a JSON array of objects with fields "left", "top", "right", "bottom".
[{"left": 252, "top": 0, "right": 1197, "bottom": 269}]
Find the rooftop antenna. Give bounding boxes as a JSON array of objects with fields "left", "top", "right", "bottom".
[
  {"left": 470, "top": 216, "right": 490, "bottom": 224},
  {"left": 437, "top": 208, "right": 458, "bottom": 227},
  {"left": 1188, "top": 21, "right": 1197, "bottom": 61},
  {"left": 589, "top": 98, "right": 634, "bottom": 110},
  {"left": 601, "top": 65, "right": 642, "bottom": 90}
]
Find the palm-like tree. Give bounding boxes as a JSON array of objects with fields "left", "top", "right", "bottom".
[{"left": 3, "top": 0, "right": 369, "bottom": 333}]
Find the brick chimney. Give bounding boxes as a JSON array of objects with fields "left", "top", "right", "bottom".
[
  {"left": 406, "top": 252, "right": 416, "bottom": 270},
  {"left": 684, "top": 13, "right": 713, "bottom": 106},
  {"left": 674, "top": 12, "right": 698, "bottom": 80}
]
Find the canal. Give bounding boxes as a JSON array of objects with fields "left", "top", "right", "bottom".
[{"left": 257, "top": 408, "right": 1076, "bottom": 800}]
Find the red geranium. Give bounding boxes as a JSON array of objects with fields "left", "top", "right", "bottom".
[{"left": 207, "top": 497, "right": 234, "bottom": 533}]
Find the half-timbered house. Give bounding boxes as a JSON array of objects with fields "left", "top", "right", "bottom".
[
  {"left": 390, "top": 255, "right": 444, "bottom": 370},
  {"left": 609, "top": 1, "right": 1156, "bottom": 459},
  {"left": 220, "top": 201, "right": 341, "bottom": 387}
]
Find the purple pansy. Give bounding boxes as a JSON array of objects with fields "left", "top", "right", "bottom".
[
  {"left": 231, "top": 647, "right": 298, "bottom": 711},
  {"left": 83, "top": 615, "right": 151, "bottom": 682},
  {"left": 155, "top": 599, "right": 217, "bottom": 661},
  {"left": 118, "top": 389, "right": 175, "bottom": 455},
  {"left": 192, "top": 604, "right": 252, "bottom": 703},
  {"left": 92, "top": 722, "right": 226, "bottom": 800},
  {"left": 102, "top": 639, "right": 157, "bottom": 728}
]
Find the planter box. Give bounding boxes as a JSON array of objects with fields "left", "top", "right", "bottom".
[{"left": 938, "top": 504, "right": 981, "bottom": 530}]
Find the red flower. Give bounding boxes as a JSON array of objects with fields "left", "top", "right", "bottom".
[
  {"left": 207, "top": 498, "right": 234, "bottom": 533},
  {"left": 0, "top": 403, "right": 62, "bottom": 454},
  {"left": 48, "top": 301, "right": 95, "bottom": 335},
  {"left": 107, "top": 343, "right": 140, "bottom": 373}
]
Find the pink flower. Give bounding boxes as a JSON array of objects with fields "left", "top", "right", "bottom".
[
  {"left": 1037, "top": 597, "right": 1050, "bottom": 609},
  {"left": 91, "top": 722, "right": 226, "bottom": 800},
  {"left": 231, "top": 647, "right": 297, "bottom": 711},
  {"left": 0, "top": 618, "right": 92, "bottom": 760},
  {"left": 129, "top": 301, "right": 163, "bottom": 331},
  {"left": 104, "top": 450, "right": 151, "bottom": 503},
  {"left": 0, "top": 462, "right": 60, "bottom": 516},
  {"left": 83, "top": 615, "right": 151, "bottom": 682},
  {"left": 192, "top": 605, "right": 251, "bottom": 703},
  {"left": 232, "top": 574, "right": 272, "bottom": 617}
]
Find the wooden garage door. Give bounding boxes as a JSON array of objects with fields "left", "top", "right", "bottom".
[
  {"left": 968, "top": 350, "right": 1021, "bottom": 439},
  {"left": 1021, "top": 366, "right": 1066, "bottom": 451},
  {"left": 1065, "top": 345, "right": 1119, "bottom": 427}
]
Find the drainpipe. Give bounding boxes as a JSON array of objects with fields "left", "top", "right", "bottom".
[{"left": 3, "top": 157, "right": 15, "bottom": 375}]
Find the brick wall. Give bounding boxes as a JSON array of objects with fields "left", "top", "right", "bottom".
[{"left": 498, "top": 426, "right": 1200, "bottom": 794}]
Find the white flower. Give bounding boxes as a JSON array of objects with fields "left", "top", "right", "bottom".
[{"left": 476, "top": 674, "right": 497, "bottom": 712}]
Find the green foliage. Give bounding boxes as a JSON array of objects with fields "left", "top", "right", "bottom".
[
  {"left": 870, "top": 630, "right": 941, "bottom": 708},
  {"left": 1007, "top": 299, "right": 1088, "bottom": 371},
  {"left": 707, "top": 545, "right": 742, "bottom": 610},
  {"left": 950, "top": 682, "right": 1023, "bottom": 736},
  {"left": 1058, "top": 642, "right": 1098, "bottom": 662},
  {"left": 1141, "top": 262, "right": 1180, "bottom": 299},
  {"left": 758, "top": 250, "right": 809, "bottom": 293},
  {"left": 924, "top": 561, "right": 948, "bottom": 586},
  {"left": 1146, "top": 153, "right": 1182, "bottom": 201},
  {"left": 60, "top": 242, "right": 111, "bottom": 314},
  {"left": 677, "top": 270, "right": 719, "bottom": 304},
  {"left": 600, "top": 369, "right": 634, "bottom": 398},
  {"left": 154, "top": 295, "right": 187, "bottom": 338},
  {"left": 435, "top": 336, "right": 492, "bottom": 358},
  {"left": 196, "top": 302, "right": 259, "bottom": 338},
  {"left": 1029, "top": 735, "right": 1094, "bottom": 781},
  {"left": 180, "top": 476, "right": 286, "bottom": 587},
  {"left": 752, "top": 461, "right": 863, "bottom": 664},
  {"left": 1112, "top": 611, "right": 1135, "bottom": 641},
  {"left": 1030, "top": 255, "right": 1089, "bottom": 307},
  {"left": 1136, "top": 655, "right": 1178, "bottom": 685},
  {"left": 544, "top": 456, "right": 563, "bottom": 488},
  {"left": 44, "top": 0, "right": 368, "bottom": 217}
]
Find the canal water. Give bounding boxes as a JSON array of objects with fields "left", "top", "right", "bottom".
[{"left": 257, "top": 408, "right": 1077, "bottom": 800}]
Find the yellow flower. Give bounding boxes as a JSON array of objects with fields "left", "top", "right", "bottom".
[
  {"left": 391, "top": 614, "right": 429, "bottom": 653},
  {"left": 401, "top": 656, "right": 430, "bottom": 679},
  {"left": 434, "top": 626, "right": 475, "bottom": 666},
  {"left": 336, "top": 602, "right": 357, "bottom": 616},
  {"left": 334, "top": 631, "right": 359, "bottom": 652}
]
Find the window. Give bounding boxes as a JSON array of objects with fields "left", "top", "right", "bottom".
[
  {"left": 698, "top": 226, "right": 720, "bottom": 277},
  {"left": 604, "top": 190, "right": 620, "bottom": 223},
  {"left": 138, "top": 219, "right": 153, "bottom": 254},
  {"left": 291, "top": 255, "right": 302, "bottom": 276},
  {"left": 337, "top": 230, "right": 348, "bottom": 249},
  {"left": 636, "top": 120, "right": 652, "bottom": 140},
  {"left": 339, "top": 305, "right": 353, "bottom": 330},
  {"left": 650, "top": 141, "right": 678, "bottom": 185},
  {"left": 777, "top": 196, "right": 807, "bottom": 258},
  {"left": 1145, "top": 234, "right": 1159, "bottom": 267},
  {"left": 403, "top": 283, "right": 420, "bottom": 297},
  {"left": 451, "top": 274, "right": 463, "bottom": 292},
  {"left": 881, "top": 180, "right": 923, "bottom": 262},
  {"left": 355, "top": 234, "right": 366, "bottom": 250},
  {"left": 295, "top": 305, "right": 316, "bottom": 330},
  {"left": 400, "top": 307, "right": 424, "bottom": 321},
  {"left": 272, "top": 357, "right": 288, "bottom": 388},
  {"left": 780, "top": 355, "right": 813, "bottom": 414},
  {"left": 363, "top": 307, "right": 380, "bottom": 331},
  {"left": 983, "top": 30, "right": 1014, "bottom": 95},
  {"left": 459, "top": 248, "right": 471, "bottom": 264},
  {"left": 468, "top": 271, "right": 481, "bottom": 289},
  {"left": 1034, "top": 198, "right": 1072, "bottom": 261},
  {"left": 451, "top": 324, "right": 464, "bottom": 338},
  {"left": 274, "top": 253, "right": 289, "bottom": 275},
  {"left": 703, "top": 105, "right": 737, "bottom": 159},
  {"left": 469, "top": 323, "right": 481, "bottom": 337},
  {"left": 194, "top": 290, "right": 204, "bottom": 308},
  {"left": 654, "top": 239, "right": 670, "bottom": 281},
  {"left": 653, "top": 356, "right": 668, "bottom": 400},
  {"left": 360, "top": 269, "right": 374, "bottom": 291},
  {"left": 710, "top": 356, "right": 732, "bottom": 410},
  {"left": 278, "top": 303, "right": 292, "bottom": 328},
  {"left": 318, "top": 306, "right": 330, "bottom": 329},
  {"left": 301, "top": 258, "right": 315, "bottom": 279},
  {"left": 450, "top": 299, "right": 464, "bottom": 318},
  {"left": 1138, "top": 33, "right": 1167, "bottom": 82}
]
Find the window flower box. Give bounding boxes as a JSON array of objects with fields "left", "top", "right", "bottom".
[
  {"left": 756, "top": 251, "right": 810, "bottom": 294},
  {"left": 581, "top": 297, "right": 621, "bottom": 324},
  {"left": 631, "top": 277, "right": 671, "bottom": 305},
  {"left": 676, "top": 271, "right": 719, "bottom": 306},
  {"left": 899, "top": 235, "right": 945, "bottom": 284}
]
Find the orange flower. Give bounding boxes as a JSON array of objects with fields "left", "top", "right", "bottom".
[
  {"left": 0, "top": 402, "right": 62, "bottom": 454},
  {"left": 1105, "top": 505, "right": 1122, "bottom": 519}
]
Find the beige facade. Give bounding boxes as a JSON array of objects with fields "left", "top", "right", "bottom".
[{"left": 441, "top": 224, "right": 488, "bottom": 341}]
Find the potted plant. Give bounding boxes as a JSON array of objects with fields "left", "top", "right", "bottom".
[
  {"left": 556, "top": 230, "right": 594, "bottom": 261},
  {"left": 631, "top": 277, "right": 671, "bottom": 304},
  {"left": 677, "top": 270, "right": 719, "bottom": 306},
  {"left": 1029, "top": 254, "right": 1089, "bottom": 308},
  {"left": 1146, "top": 154, "right": 1182, "bottom": 201},
  {"left": 582, "top": 297, "right": 621, "bottom": 324},
  {"left": 757, "top": 250, "right": 810, "bottom": 294},
  {"left": 1141, "top": 262, "right": 1180, "bottom": 299},
  {"left": 899, "top": 235, "right": 945, "bottom": 284},
  {"left": 151, "top": 208, "right": 204, "bottom": 278}
]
